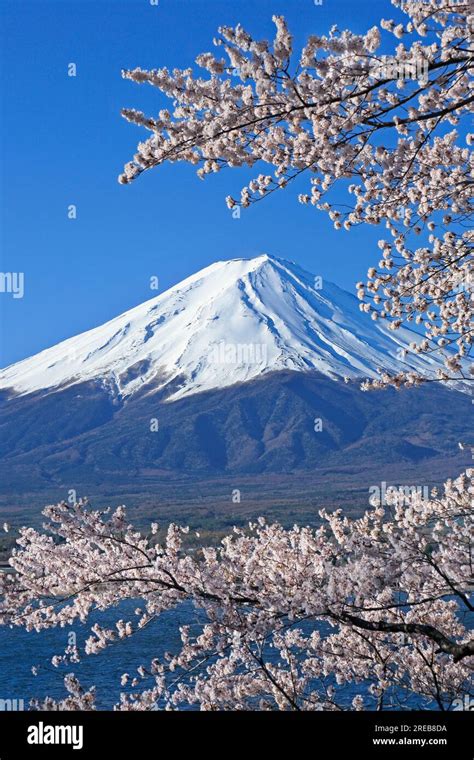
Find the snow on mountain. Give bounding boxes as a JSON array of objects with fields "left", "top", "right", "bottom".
[{"left": 0, "top": 254, "right": 445, "bottom": 401}]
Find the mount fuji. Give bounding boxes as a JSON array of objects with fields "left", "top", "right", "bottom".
[
  {"left": 0, "top": 254, "right": 471, "bottom": 526},
  {"left": 0, "top": 254, "right": 446, "bottom": 402}
]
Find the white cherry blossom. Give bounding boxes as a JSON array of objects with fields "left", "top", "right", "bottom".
[{"left": 119, "top": 1, "right": 473, "bottom": 389}]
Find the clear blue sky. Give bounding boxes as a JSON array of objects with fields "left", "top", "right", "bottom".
[{"left": 0, "top": 0, "right": 406, "bottom": 366}]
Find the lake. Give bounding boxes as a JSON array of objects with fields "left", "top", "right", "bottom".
[
  {"left": 0, "top": 599, "right": 193, "bottom": 710},
  {"left": 0, "top": 594, "right": 445, "bottom": 711}
]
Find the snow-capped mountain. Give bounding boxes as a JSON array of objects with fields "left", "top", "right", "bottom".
[
  {"left": 0, "top": 254, "right": 443, "bottom": 401},
  {"left": 1, "top": 254, "right": 472, "bottom": 517}
]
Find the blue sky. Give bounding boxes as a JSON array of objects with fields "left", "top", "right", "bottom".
[{"left": 0, "top": 0, "right": 406, "bottom": 366}]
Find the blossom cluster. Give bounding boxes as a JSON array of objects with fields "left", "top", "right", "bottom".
[
  {"left": 0, "top": 469, "right": 472, "bottom": 710},
  {"left": 119, "top": 1, "right": 473, "bottom": 388}
]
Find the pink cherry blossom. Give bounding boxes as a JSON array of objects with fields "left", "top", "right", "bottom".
[
  {"left": 119, "top": 1, "right": 473, "bottom": 389},
  {"left": 0, "top": 469, "right": 472, "bottom": 710}
]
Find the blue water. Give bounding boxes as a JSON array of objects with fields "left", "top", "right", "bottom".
[
  {"left": 0, "top": 600, "right": 196, "bottom": 710},
  {"left": 0, "top": 599, "right": 442, "bottom": 710}
]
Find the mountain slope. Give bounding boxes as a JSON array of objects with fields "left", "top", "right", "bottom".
[
  {"left": 0, "top": 254, "right": 448, "bottom": 402},
  {"left": 0, "top": 372, "right": 471, "bottom": 526}
]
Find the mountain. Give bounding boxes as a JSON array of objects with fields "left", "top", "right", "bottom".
[
  {"left": 0, "top": 254, "right": 448, "bottom": 402},
  {"left": 0, "top": 371, "right": 471, "bottom": 529},
  {"left": 0, "top": 255, "right": 471, "bottom": 529}
]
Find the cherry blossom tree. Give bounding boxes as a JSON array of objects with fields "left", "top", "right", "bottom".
[
  {"left": 0, "top": 469, "right": 472, "bottom": 710},
  {"left": 0, "top": 0, "right": 471, "bottom": 714},
  {"left": 119, "top": 0, "right": 473, "bottom": 389}
]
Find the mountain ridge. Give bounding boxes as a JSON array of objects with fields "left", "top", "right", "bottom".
[
  {"left": 0, "top": 371, "right": 471, "bottom": 526},
  {"left": 0, "top": 254, "right": 450, "bottom": 402}
]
